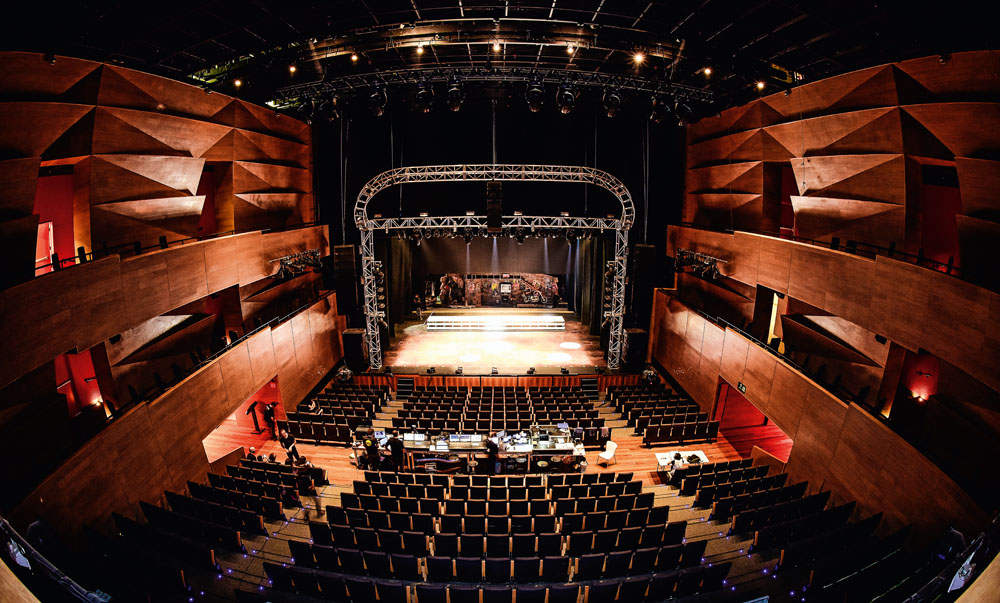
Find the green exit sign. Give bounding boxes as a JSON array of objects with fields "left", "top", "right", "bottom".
[{"left": 737, "top": 382, "right": 747, "bottom": 394}]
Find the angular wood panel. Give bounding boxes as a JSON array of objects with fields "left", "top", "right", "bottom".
[
  {"left": 902, "top": 103, "right": 1000, "bottom": 158},
  {"left": 93, "top": 107, "right": 231, "bottom": 158},
  {"left": 791, "top": 154, "right": 905, "bottom": 204},
  {"left": 98, "top": 64, "right": 233, "bottom": 121},
  {"left": 955, "top": 157, "right": 1000, "bottom": 222},
  {"left": 763, "top": 65, "right": 899, "bottom": 119},
  {"left": 686, "top": 161, "right": 762, "bottom": 194},
  {"left": 0, "top": 157, "right": 42, "bottom": 216},
  {"left": 764, "top": 107, "right": 902, "bottom": 157},
  {"left": 790, "top": 195, "right": 905, "bottom": 246},
  {"left": 0, "top": 102, "right": 94, "bottom": 158}
]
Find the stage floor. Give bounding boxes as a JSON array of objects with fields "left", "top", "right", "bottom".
[{"left": 385, "top": 308, "right": 605, "bottom": 374}]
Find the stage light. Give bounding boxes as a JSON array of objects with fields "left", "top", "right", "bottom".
[
  {"left": 233, "top": 79, "right": 243, "bottom": 89},
  {"left": 415, "top": 81, "right": 434, "bottom": 113},
  {"left": 351, "top": 53, "right": 359, "bottom": 62},
  {"left": 703, "top": 67, "right": 712, "bottom": 76},
  {"left": 289, "top": 64, "right": 297, "bottom": 74},
  {"left": 650, "top": 96, "right": 672, "bottom": 124},
  {"left": 561, "top": 367, "right": 569, "bottom": 374},
  {"left": 675, "top": 101, "right": 695, "bottom": 126},
  {"left": 456, "top": 367, "right": 463, "bottom": 374},
  {"left": 427, "top": 367, "right": 435, "bottom": 374},
  {"left": 515, "top": 228, "right": 526, "bottom": 244},
  {"left": 566, "top": 44, "right": 575, "bottom": 54},
  {"left": 556, "top": 83, "right": 576, "bottom": 115},
  {"left": 317, "top": 99, "right": 339, "bottom": 122},
  {"left": 493, "top": 41, "right": 502, "bottom": 52},
  {"left": 633, "top": 52, "right": 645, "bottom": 64},
  {"left": 446, "top": 77, "right": 464, "bottom": 112},
  {"left": 296, "top": 99, "right": 315, "bottom": 123},
  {"left": 525, "top": 78, "right": 544, "bottom": 112},
  {"left": 419, "top": 212, "right": 429, "bottom": 217},
  {"left": 416, "top": 44, "right": 424, "bottom": 55},
  {"left": 602, "top": 88, "right": 622, "bottom": 118},
  {"left": 368, "top": 86, "right": 387, "bottom": 117},
  {"left": 756, "top": 81, "right": 766, "bottom": 90},
  {"left": 492, "top": 367, "right": 499, "bottom": 375},
  {"left": 527, "top": 367, "right": 536, "bottom": 374}
]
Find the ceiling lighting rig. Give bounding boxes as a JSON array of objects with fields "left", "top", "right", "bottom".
[
  {"left": 269, "top": 248, "right": 323, "bottom": 279},
  {"left": 674, "top": 249, "right": 727, "bottom": 280}
]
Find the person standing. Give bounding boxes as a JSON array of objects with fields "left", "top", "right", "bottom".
[
  {"left": 485, "top": 432, "right": 500, "bottom": 475},
  {"left": 279, "top": 428, "right": 300, "bottom": 461},
  {"left": 363, "top": 433, "right": 381, "bottom": 471},
  {"left": 262, "top": 402, "right": 278, "bottom": 440},
  {"left": 386, "top": 430, "right": 405, "bottom": 471}
]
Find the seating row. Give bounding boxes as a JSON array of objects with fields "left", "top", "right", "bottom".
[
  {"left": 681, "top": 465, "right": 771, "bottom": 495},
  {"left": 643, "top": 421, "right": 720, "bottom": 446},
  {"left": 256, "top": 562, "right": 731, "bottom": 603},
  {"left": 729, "top": 491, "right": 831, "bottom": 534},
  {"left": 164, "top": 490, "right": 266, "bottom": 535},
  {"left": 283, "top": 419, "right": 355, "bottom": 443},
  {"left": 360, "top": 470, "right": 633, "bottom": 487},
  {"left": 327, "top": 506, "right": 669, "bottom": 536},
  {"left": 139, "top": 500, "right": 244, "bottom": 553},
  {"left": 692, "top": 473, "right": 788, "bottom": 507},
  {"left": 287, "top": 541, "right": 713, "bottom": 582},
  {"left": 756, "top": 502, "right": 862, "bottom": 554},
  {"left": 712, "top": 481, "right": 809, "bottom": 521},
  {"left": 189, "top": 480, "right": 284, "bottom": 520},
  {"left": 308, "top": 522, "right": 688, "bottom": 558}
]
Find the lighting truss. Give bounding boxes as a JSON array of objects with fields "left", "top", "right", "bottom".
[
  {"left": 356, "top": 164, "right": 632, "bottom": 372},
  {"left": 675, "top": 248, "right": 728, "bottom": 279},
  {"left": 269, "top": 248, "right": 323, "bottom": 278},
  {"left": 272, "top": 66, "right": 714, "bottom": 109}
]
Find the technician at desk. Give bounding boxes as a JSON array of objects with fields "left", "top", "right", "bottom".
[{"left": 485, "top": 432, "right": 500, "bottom": 475}]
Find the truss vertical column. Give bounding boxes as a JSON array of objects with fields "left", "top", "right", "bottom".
[
  {"left": 607, "top": 226, "right": 629, "bottom": 371},
  {"left": 360, "top": 228, "right": 383, "bottom": 370}
]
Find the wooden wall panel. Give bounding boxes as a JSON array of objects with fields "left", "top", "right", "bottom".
[
  {"left": 895, "top": 52, "right": 1000, "bottom": 100},
  {"left": 955, "top": 157, "right": 1000, "bottom": 221},
  {"left": 0, "top": 51, "right": 101, "bottom": 101},
  {"left": 790, "top": 195, "right": 905, "bottom": 247},
  {"left": 763, "top": 65, "right": 899, "bottom": 119},
  {"left": 92, "top": 107, "right": 231, "bottom": 158},
  {"left": 97, "top": 64, "right": 233, "bottom": 121},
  {"left": 901, "top": 103, "right": 1000, "bottom": 158},
  {"left": 0, "top": 157, "right": 42, "bottom": 215},
  {"left": 247, "top": 329, "right": 278, "bottom": 385},
  {"left": 0, "top": 226, "right": 330, "bottom": 389},
  {"left": 791, "top": 154, "right": 905, "bottom": 204},
  {"left": 686, "top": 101, "right": 772, "bottom": 143},
  {"left": 764, "top": 107, "right": 902, "bottom": 157},
  {"left": 0, "top": 102, "right": 94, "bottom": 158},
  {"left": 8, "top": 294, "right": 342, "bottom": 540},
  {"left": 685, "top": 161, "right": 762, "bottom": 194},
  {"left": 650, "top": 292, "right": 985, "bottom": 543},
  {"left": 668, "top": 225, "right": 1000, "bottom": 394}
]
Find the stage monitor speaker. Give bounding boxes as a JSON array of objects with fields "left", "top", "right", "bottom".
[
  {"left": 342, "top": 328, "right": 368, "bottom": 371},
  {"left": 333, "top": 245, "right": 360, "bottom": 316},
  {"left": 486, "top": 181, "right": 502, "bottom": 233}
]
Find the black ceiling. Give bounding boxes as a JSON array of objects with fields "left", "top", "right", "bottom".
[{"left": 3, "top": 1, "right": 995, "bottom": 110}]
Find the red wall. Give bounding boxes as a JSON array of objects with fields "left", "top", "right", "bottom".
[
  {"left": 33, "top": 174, "right": 76, "bottom": 266},
  {"left": 54, "top": 349, "right": 100, "bottom": 417},
  {"left": 920, "top": 183, "right": 962, "bottom": 269}
]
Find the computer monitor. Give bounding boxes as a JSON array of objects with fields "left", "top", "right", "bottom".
[
  {"left": 449, "top": 434, "right": 461, "bottom": 443},
  {"left": 374, "top": 430, "right": 388, "bottom": 446},
  {"left": 538, "top": 433, "right": 549, "bottom": 442}
]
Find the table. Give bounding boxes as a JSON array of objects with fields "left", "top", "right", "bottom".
[{"left": 655, "top": 450, "right": 709, "bottom": 472}]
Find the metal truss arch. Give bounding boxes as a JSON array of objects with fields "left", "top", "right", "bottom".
[{"left": 355, "top": 164, "right": 632, "bottom": 372}]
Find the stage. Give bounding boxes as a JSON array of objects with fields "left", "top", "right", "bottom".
[{"left": 385, "top": 308, "right": 605, "bottom": 375}]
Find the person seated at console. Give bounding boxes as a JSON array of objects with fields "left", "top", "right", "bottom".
[{"left": 666, "top": 452, "right": 685, "bottom": 482}]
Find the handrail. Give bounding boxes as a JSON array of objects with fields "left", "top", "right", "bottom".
[
  {"left": 674, "top": 222, "right": 972, "bottom": 286},
  {"left": 33, "top": 221, "right": 322, "bottom": 275},
  {"left": 0, "top": 515, "right": 102, "bottom": 602}
]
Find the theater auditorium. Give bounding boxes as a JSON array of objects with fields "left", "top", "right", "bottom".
[{"left": 1, "top": 3, "right": 998, "bottom": 602}]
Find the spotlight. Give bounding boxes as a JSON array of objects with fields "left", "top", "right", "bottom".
[
  {"left": 560, "top": 367, "right": 569, "bottom": 374},
  {"left": 368, "top": 86, "right": 387, "bottom": 117},
  {"left": 602, "top": 89, "right": 622, "bottom": 118},
  {"left": 702, "top": 67, "right": 712, "bottom": 76},
  {"left": 296, "top": 100, "right": 315, "bottom": 123},
  {"left": 233, "top": 79, "right": 243, "bottom": 89},
  {"left": 456, "top": 367, "right": 463, "bottom": 375},
  {"left": 675, "top": 101, "right": 695, "bottom": 126},
  {"left": 515, "top": 228, "right": 526, "bottom": 244},
  {"left": 525, "top": 78, "right": 544, "bottom": 113},
  {"left": 416, "top": 44, "right": 425, "bottom": 55},
  {"left": 351, "top": 53, "right": 359, "bottom": 62},
  {"left": 427, "top": 367, "right": 435, "bottom": 374},
  {"left": 492, "top": 367, "right": 499, "bottom": 375},
  {"left": 446, "top": 77, "right": 464, "bottom": 112},
  {"left": 756, "top": 81, "right": 766, "bottom": 91},
  {"left": 463, "top": 230, "right": 475, "bottom": 245},
  {"left": 649, "top": 96, "right": 672, "bottom": 124},
  {"left": 288, "top": 64, "right": 297, "bottom": 74},
  {"left": 318, "top": 99, "right": 339, "bottom": 122},
  {"left": 527, "top": 367, "right": 536, "bottom": 375},
  {"left": 633, "top": 52, "right": 645, "bottom": 64},
  {"left": 415, "top": 81, "right": 434, "bottom": 113},
  {"left": 493, "top": 41, "right": 502, "bottom": 52},
  {"left": 566, "top": 44, "right": 576, "bottom": 54},
  {"left": 556, "top": 83, "right": 576, "bottom": 115}
]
